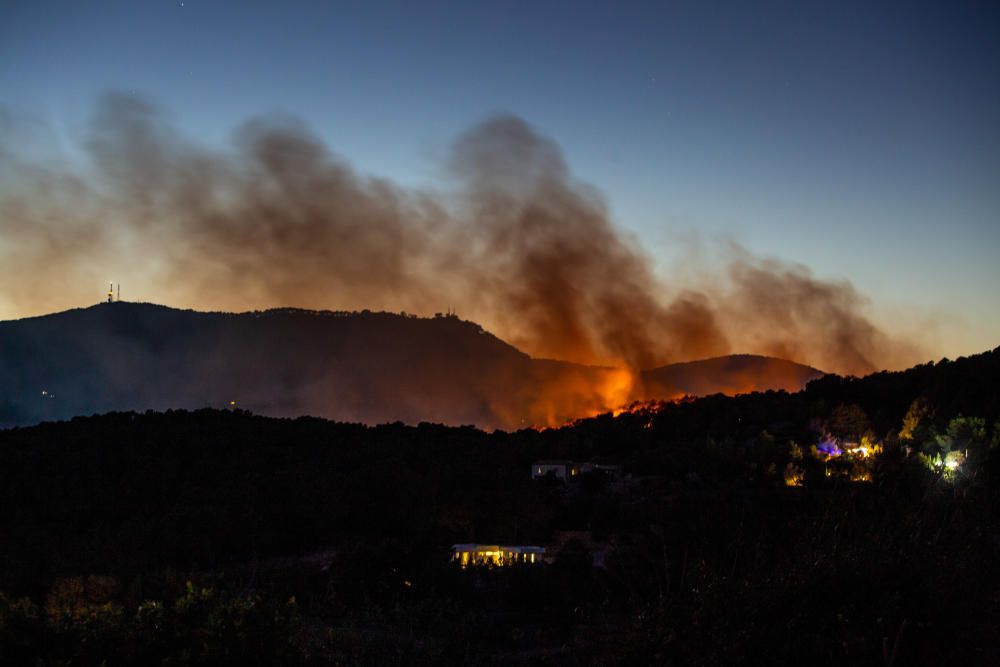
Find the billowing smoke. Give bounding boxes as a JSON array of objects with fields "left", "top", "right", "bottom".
[{"left": 0, "top": 93, "right": 921, "bottom": 377}]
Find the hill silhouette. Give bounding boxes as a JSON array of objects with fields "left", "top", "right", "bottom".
[
  {"left": 639, "top": 354, "right": 823, "bottom": 400},
  {"left": 0, "top": 302, "right": 823, "bottom": 430}
]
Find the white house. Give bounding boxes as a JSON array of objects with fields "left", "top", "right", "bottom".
[
  {"left": 531, "top": 460, "right": 624, "bottom": 481},
  {"left": 531, "top": 460, "right": 587, "bottom": 480}
]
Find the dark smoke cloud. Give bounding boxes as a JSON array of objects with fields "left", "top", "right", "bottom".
[
  {"left": 0, "top": 93, "right": 922, "bottom": 375},
  {"left": 720, "top": 253, "right": 921, "bottom": 375}
]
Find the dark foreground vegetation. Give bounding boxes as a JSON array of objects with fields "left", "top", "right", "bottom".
[{"left": 1, "top": 348, "right": 998, "bottom": 664}]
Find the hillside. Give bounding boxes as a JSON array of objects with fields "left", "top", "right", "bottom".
[
  {"left": 0, "top": 346, "right": 997, "bottom": 663},
  {"left": 0, "top": 302, "right": 528, "bottom": 429},
  {"left": 1, "top": 302, "right": 822, "bottom": 430},
  {"left": 640, "top": 354, "right": 823, "bottom": 400}
]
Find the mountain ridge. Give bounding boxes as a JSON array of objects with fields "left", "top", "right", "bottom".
[{"left": 1, "top": 301, "right": 823, "bottom": 430}]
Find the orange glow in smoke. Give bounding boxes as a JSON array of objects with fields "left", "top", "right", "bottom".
[
  {"left": 510, "top": 356, "right": 817, "bottom": 430},
  {"left": 600, "top": 367, "right": 635, "bottom": 416}
]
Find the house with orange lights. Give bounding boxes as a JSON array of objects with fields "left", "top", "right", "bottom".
[
  {"left": 531, "top": 460, "right": 624, "bottom": 482},
  {"left": 531, "top": 460, "right": 584, "bottom": 480},
  {"left": 451, "top": 544, "right": 546, "bottom": 567}
]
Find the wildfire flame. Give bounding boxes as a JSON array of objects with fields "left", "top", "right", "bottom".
[
  {"left": 520, "top": 363, "right": 787, "bottom": 430},
  {"left": 600, "top": 368, "right": 636, "bottom": 416}
]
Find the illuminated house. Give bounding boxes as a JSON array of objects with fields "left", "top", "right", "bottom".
[
  {"left": 451, "top": 544, "right": 545, "bottom": 567},
  {"left": 531, "top": 461, "right": 624, "bottom": 482},
  {"left": 531, "top": 460, "right": 586, "bottom": 480}
]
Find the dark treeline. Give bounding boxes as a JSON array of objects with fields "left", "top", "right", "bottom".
[{"left": 0, "top": 347, "right": 998, "bottom": 664}]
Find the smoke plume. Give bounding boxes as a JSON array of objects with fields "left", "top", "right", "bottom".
[{"left": 0, "top": 93, "right": 921, "bottom": 376}]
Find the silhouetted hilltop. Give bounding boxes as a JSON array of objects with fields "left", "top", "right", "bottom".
[
  {"left": 2, "top": 302, "right": 825, "bottom": 430},
  {"left": 640, "top": 354, "right": 823, "bottom": 400},
  {"left": 0, "top": 302, "right": 531, "bottom": 428}
]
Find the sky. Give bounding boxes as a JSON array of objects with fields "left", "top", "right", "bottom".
[{"left": 1, "top": 0, "right": 999, "bottom": 363}]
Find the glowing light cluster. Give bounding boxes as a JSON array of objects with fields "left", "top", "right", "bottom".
[
  {"left": 451, "top": 544, "right": 545, "bottom": 568},
  {"left": 921, "top": 450, "right": 965, "bottom": 480},
  {"left": 784, "top": 462, "right": 805, "bottom": 487},
  {"left": 799, "top": 434, "right": 885, "bottom": 485},
  {"left": 814, "top": 437, "right": 843, "bottom": 460}
]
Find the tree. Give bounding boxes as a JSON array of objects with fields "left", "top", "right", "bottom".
[
  {"left": 899, "top": 397, "right": 933, "bottom": 443},
  {"left": 934, "top": 415, "right": 987, "bottom": 456},
  {"left": 829, "top": 404, "right": 869, "bottom": 441}
]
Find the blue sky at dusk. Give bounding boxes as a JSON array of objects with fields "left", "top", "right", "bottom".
[{"left": 2, "top": 1, "right": 998, "bottom": 360}]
